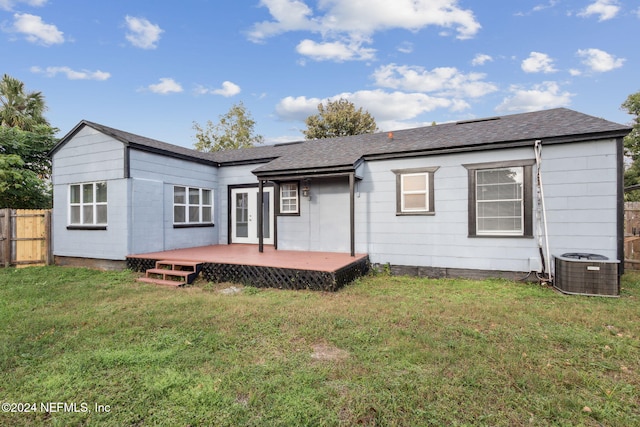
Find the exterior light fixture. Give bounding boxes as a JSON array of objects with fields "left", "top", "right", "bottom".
[{"left": 302, "top": 179, "right": 310, "bottom": 197}]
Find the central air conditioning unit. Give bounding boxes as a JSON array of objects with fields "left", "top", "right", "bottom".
[{"left": 553, "top": 253, "right": 619, "bottom": 297}]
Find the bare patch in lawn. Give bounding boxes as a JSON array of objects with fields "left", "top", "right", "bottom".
[{"left": 310, "top": 342, "right": 349, "bottom": 361}]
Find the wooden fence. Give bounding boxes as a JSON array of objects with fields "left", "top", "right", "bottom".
[
  {"left": 625, "top": 202, "right": 640, "bottom": 270},
  {"left": 0, "top": 209, "right": 52, "bottom": 267}
]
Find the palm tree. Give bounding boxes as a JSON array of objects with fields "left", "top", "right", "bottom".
[{"left": 0, "top": 74, "right": 49, "bottom": 131}]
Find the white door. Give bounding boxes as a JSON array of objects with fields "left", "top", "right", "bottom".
[{"left": 230, "top": 187, "right": 274, "bottom": 245}]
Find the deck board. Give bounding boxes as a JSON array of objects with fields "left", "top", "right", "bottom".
[
  {"left": 128, "top": 244, "right": 367, "bottom": 273},
  {"left": 127, "top": 245, "right": 370, "bottom": 291}
]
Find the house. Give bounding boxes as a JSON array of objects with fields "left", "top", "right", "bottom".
[{"left": 50, "top": 108, "right": 631, "bottom": 281}]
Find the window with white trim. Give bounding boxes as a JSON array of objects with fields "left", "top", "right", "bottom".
[
  {"left": 279, "top": 183, "right": 299, "bottom": 214},
  {"left": 69, "top": 182, "right": 107, "bottom": 226},
  {"left": 174, "top": 186, "right": 213, "bottom": 225},
  {"left": 392, "top": 167, "right": 438, "bottom": 215}
]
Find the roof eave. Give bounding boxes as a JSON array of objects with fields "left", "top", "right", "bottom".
[{"left": 363, "top": 129, "right": 631, "bottom": 162}]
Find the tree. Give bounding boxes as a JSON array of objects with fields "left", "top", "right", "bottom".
[
  {"left": 303, "top": 98, "right": 377, "bottom": 140},
  {"left": 0, "top": 125, "right": 56, "bottom": 208},
  {"left": 0, "top": 74, "right": 49, "bottom": 131},
  {"left": 622, "top": 91, "right": 640, "bottom": 200},
  {"left": 193, "top": 102, "right": 264, "bottom": 152}
]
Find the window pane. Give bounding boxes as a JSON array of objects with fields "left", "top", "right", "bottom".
[
  {"left": 70, "top": 185, "right": 80, "bottom": 204},
  {"left": 282, "top": 200, "right": 295, "bottom": 212},
  {"left": 83, "top": 206, "right": 93, "bottom": 224},
  {"left": 70, "top": 206, "right": 80, "bottom": 224},
  {"left": 189, "top": 206, "right": 199, "bottom": 222},
  {"left": 202, "top": 207, "right": 212, "bottom": 223},
  {"left": 174, "top": 187, "right": 186, "bottom": 204},
  {"left": 403, "top": 174, "right": 426, "bottom": 191},
  {"left": 174, "top": 206, "right": 185, "bottom": 223},
  {"left": 83, "top": 184, "right": 93, "bottom": 203},
  {"left": 96, "top": 182, "right": 107, "bottom": 203},
  {"left": 202, "top": 189, "right": 212, "bottom": 205},
  {"left": 281, "top": 183, "right": 296, "bottom": 198},
  {"left": 96, "top": 205, "right": 107, "bottom": 224},
  {"left": 404, "top": 193, "right": 427, "bottom": 210},
  {"left": 189, "top": 188, "right": 199, "bottom": 204}
]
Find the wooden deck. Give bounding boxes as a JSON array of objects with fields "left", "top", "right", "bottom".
[{"left": 127, "top": 245, "right": 369, "bottom": 291}]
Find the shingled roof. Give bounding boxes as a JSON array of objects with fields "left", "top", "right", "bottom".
[
  {"left": 250, "top": 108, "right": 631, "bottom": 178},
  {"left": 53, "top": 108, "right": 630, "bottom": 179}
]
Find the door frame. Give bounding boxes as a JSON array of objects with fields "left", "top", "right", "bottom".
[{"left": 228, "top": 184, "right": 276, "bottom": 245}]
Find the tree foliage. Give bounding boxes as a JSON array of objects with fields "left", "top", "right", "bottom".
[
  {"left": 0, "top": 74, "right": 49, "bottom": 131},
  {"left": 303, "top": 98, "right": 377, "bottom": 140},
  {"left": 193, "top": 102, "right": 264, "bottom": 152},
  {"left": 0, "top": 125, "right": 56, "bottom": 208},
  {"left": 622, "top": 91, "right": 640, "bottom": 200}
]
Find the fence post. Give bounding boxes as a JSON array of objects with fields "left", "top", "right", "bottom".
[
  {"left": 1, "top": 209, "right": 10, "bottom": 267},
  {"left": 44, "top": 210, "right": 53, "bottom": 265}
]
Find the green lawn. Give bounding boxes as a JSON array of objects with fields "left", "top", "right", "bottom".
[{"left": 0, "top": 266, "right": 639, "bottom": 426}]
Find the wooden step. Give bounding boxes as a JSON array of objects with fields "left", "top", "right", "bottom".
[
  {"left": 145, "top": 268, "right": 193, "bottom": 278},
  {"left": 155, "top": 260, "right": 201, "bottom": 270},
  {"left": 137, "top": 277, "right": 185, "bottom": 287},
  {"left": 138, "top": 259, "right": 203, "bottom": 287}
]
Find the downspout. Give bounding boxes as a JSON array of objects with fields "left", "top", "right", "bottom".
[{"left": 534, "top": 140, "right": 552, "bottom": 282}]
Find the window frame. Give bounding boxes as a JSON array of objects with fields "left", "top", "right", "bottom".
[
  {"left": 67, "top": 181, "right": 107, "bottom": 230},
  {"left": 392, "top": 167, "right": 439, "bottom": 216},
  {"left": 278, "top": 182, "right": 300, "bottom": 216},
  {"left": 173, "top": 186, "right": 214, "bottom": 228},
  {"left": 464, "top": 159, "right": 534, "bottom": 238}
]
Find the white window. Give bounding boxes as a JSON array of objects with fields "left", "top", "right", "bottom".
[
  {"left": 401, "top": 173, "right": 429, "bottom": 213},
  {"left": 475, "top": 167, "right": 524, "bottom": 235},
  {"left": 69, "top": 182, "right": 107, "bottom": 226},
  {"left": 279, "top": 183, "right": 299, "bottom": 214},
  {"left": 393, "top": 167, "right": 438, "bottom": 215},
  {"left": 174, "top": 186, "right": 213, "bottom": 225}
]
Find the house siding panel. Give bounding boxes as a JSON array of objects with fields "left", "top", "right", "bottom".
[
  {"left": 129, "top": 150, "right": 219, "bottom": 252},
  {"left": 356, "top": 139, "right": 619, "bottom": 273},
  {"left": 278, "top": 177, "right": 350, "bottom": 252},
  {"left": 52, "top": 128, "right": 128, "bottom": 260},
  {"left": 52, "top": 179, "right": 129, "bottom": 260}
]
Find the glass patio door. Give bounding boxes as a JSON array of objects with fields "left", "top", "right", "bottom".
[{"left": 230, "top": 187, "right": 274, "bottom": 244}]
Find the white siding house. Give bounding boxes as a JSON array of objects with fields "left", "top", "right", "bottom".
[{"left": 50, "top": 108, "right": 630, "bottom": 277}]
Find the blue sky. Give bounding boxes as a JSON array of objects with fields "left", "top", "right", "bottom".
[{"left": 1, "top": 0, "right": 638, "bottom": 148}]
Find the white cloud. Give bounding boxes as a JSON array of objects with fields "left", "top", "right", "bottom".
[
  {"left": 471, "top": 53, "right": 492, "bottom": 66},
  {"left": 0, "top": 0, "right": 47, "bottom": 11},
  {"left": 125, "top": 16, "right": 163, "bottom": 49},
  {"left": 195, "top": 81, "right": 241, "bottom": 97},
  {"left": 145, "top": 78, "right": 183, "bottom": 94},
  {"left": 496, "top": 81, "right": 573, "bottom": 113},
  {"left": 397, "top": 41, "right": 413, "bottom": 54},
  {"left": 372, "top": 63, "right": 498, "bottom": 98},
  {"left": 578, "top": 0, "right": 620, "bottom": 21},
  {"left": 10, "top": 13, "right": 64, "bottom": 45},
  {"left": 275, "top": 89, "right": 467, "bottom": 126},
  {"left": 30, "top": 66, "right": 110, "bottom": 80},
  {"left": 295, "top": 38, "right": 375, "bottom": 61},
  {"left": 249, "top": 0, "right": 481, "bottom": 61},
  {"left": 255, "top": 0, "right": 482, "bottom": 40},
  {"left": 521, "top": 52, "right": 557, "bottom": 73},
  {"left": 576, "top": 48, "right": 625, "bottom": 72}
]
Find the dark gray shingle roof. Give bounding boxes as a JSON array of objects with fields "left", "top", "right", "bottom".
[
  {"left": 250, "top": 108, "right": 631, "bottom": 177},
  {"left": 53, "top": 108, "right": 630, "bottom": 178}
]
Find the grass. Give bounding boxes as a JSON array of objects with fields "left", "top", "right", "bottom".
[{"left": 0, "top": 266, "right": 639, "bottom": 426}]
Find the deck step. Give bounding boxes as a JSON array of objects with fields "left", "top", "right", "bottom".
[
  {"left": 137, "top": 259, "right": 203, "bottom": 287},
  {"left": 137, "top": 277, "right": 185, "bottom": 287},
  {"left": 145, "top": 268, "right": 193, "bottom": 278}
]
